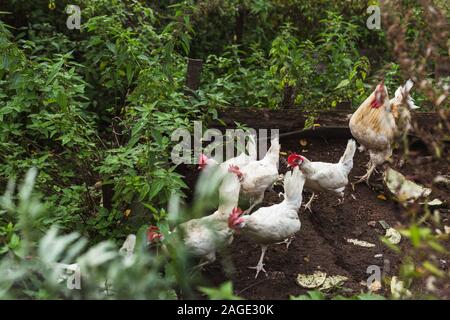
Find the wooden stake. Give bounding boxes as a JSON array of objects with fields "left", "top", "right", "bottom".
[{"left": 185, "top": 58, "right": 203, "bottom": 95}]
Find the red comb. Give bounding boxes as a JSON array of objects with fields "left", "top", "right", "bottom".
[
  {"left": 147, "top": 225, "right": 163, "bottom": 242},
  {"left": 287, "top": 153, "right": 303, "bottom": 167},
  {"left": 228, "top": 165, "right": 243, "bottom": 179},
  {"left": 199, "top": 154, "right": 208, "bottom": 164},
  {"left": 228, "top": 208, "right": 244, "bottom": 229},
  {"left": 370, "top": 82, "right": 385, "bottom": 109}
]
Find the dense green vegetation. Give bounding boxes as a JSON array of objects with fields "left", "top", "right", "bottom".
[{"left": 0, "top": 0, "right": 448, "bottom": 299}]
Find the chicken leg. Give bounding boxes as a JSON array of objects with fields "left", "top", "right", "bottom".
[
  {"left": 276, "top": 235, "right": 295, "bottom": 249},
  {"left": 303, "top": 192, "right": 315, "bottom": 212},
  {"left": 353, "top": 161, "right": 376, "bottom": 186},
  {"left": 248, "top": 245, "right": 268, "bottom": 279}
]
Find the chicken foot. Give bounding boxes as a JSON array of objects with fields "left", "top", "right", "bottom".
[
  {"left": 303, "top": 192, "right": 316, "bottom": 212},
  {"left": 276, "top": 235, "right": 295, "bottom": 250},
  {"left": 248, "top": 245, "right": 268, "bottom": 279},
  {"left": 353, "top": 161, "right": 376, "bottom": 186}
]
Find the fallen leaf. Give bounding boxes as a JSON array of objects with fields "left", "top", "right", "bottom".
[
  {"left": 420, "top": 198, "right": 443, "bottom": 206},
  {"left": 296, "top": 271, "right": 327, "bottom": 288},
  {"left": 320, "top": 275, "right": 348, "bottom": 291},
  {"left": 390, "top": 276, "right": 412, "bottom": 299},
  {"left": 384, "top": 168, "right": 431, "bottom": 202},
  {"left": 124, "top": 209, "right": 131, "bottom": 218},
  {"left": 346, "top": 238, "right": 376, "bottom": 248},
  {"left": 378, "top": 220, "right": 390, "bottom": 230},
  {"left": 368, "top": 280, "right": 382, "bottom": 292},
  {"left": 377, "top": 194, "right": 387, "bottom": 201},
  {"left": 385, "top": 228, "right": 401, "bottom": 244}
]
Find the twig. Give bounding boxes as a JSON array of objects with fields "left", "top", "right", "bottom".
[{"left": 236, "top": 278, "right": 269, "bottom": 295}]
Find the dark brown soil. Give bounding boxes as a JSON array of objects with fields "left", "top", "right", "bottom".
[{"left": 178, "top": 123, "right": 449, "bottom": 300}]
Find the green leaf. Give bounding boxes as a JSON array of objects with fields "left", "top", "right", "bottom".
[
  {"left": 198, "top": 282, "right": 242, "bottom": 300},
  {"left": 46, "top": 59, "right": 64, "bottom": 85},
  {"left": 356, "top": 293, "right": 387, "bottom": 300},
  {"left": 335, "top": 79, "right": 350, "bottom": 90},
  {"left": 148, "top": 180, "right": 164, "bottom": 201},
  {"left": 422, "top": 261, "right": 445, "bottom": 277},
  {"left": 56, "top": 91, "right": 68, "bottom": 109},
  {"left": 8, "top": 233, "right": 20, "bottom": 249}
]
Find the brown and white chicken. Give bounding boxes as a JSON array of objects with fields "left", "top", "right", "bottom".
[
  {"left": 228, "top": 166, "right": 305, "bottom": 278},
  {"left": 287, "top": 139, "right": 356, "bottom": 212},
  {"left": 148, "top": 168, "right": 242, "bottom": 268},
  {"left": 349, "top": 81, "right": 396, "bottom": 185}
]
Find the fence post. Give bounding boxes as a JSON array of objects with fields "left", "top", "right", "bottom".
[
  {"left": 185, "top": 58, "right": 203, "bottom": 95},
  {"left": 235, "top": 5, "right": 246, "bottom": 44},
  {"left": 281, "top": 84, "right": 297, "bottom": 109}
]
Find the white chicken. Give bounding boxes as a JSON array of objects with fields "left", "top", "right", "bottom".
[
  {"left": 198, "top": 133, "right": 257, "bottom": 172},
  {"left": 287, "top": 139, "right": 356, "bottom": 212},
  {"left": 229, "top": 135, "right": 280, "bottom": 214},
  {"left": 148, "top": 168, "right": 242, "bottom": 268},
  {"left": 228, "top": 166, "right": 305, "bottom": 278},
  {"left": 349, "top": 81, "right": 395, "bottom": 185}
]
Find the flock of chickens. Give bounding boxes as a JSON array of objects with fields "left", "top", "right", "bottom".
[{"left": 147, "top": 79, "right": 419, "bottom": 279}]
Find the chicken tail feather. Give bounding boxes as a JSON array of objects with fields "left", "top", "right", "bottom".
[
  {"left": 263, "top": 135, "right": 280, "bottom": 164},
  {"left": 339, "top": 139, "right": 356, "bottom": 171},
  {"left": 247, "top": 133, "right": 257, "bottom": 161}
]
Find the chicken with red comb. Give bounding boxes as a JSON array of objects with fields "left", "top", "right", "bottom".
[
  {"left": 229, "top": 166, "right": 305, "bottom": 278},
  {"left": 147, "top": 225, "right": 164, "bottom": 243},
  {"left": 349, "top": 81, "right": 395, "bottom": 185},
  {"left": 147, "top": 167, "right": 243, "bottom": 270},
  {"left": 227, "top": 207, "right": 245, "bottom": 230},
  {"left": 237, "top": 135, "right": 280, "bottom": 214},
  {"left": 286, "top": 139, "right": 356, "bottom": 212}
]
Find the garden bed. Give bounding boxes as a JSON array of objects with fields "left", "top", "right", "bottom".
[{"left": 178, "top": 109, "right": 449, "bottom": 299}]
